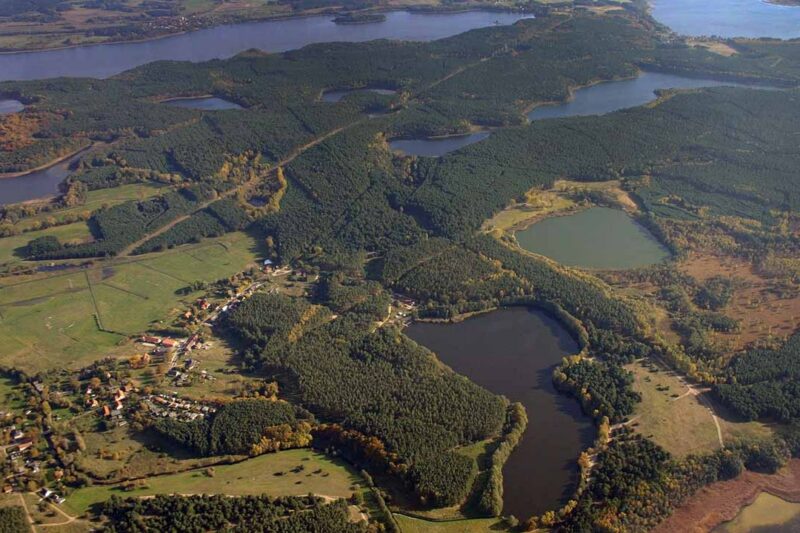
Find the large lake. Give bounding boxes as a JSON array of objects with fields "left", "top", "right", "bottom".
[
  {"left": 406, "top": 307, "right": 593, "bottom": 519},
  {"left": 0, "top": 11, "right": 532, "bottom": 82},
  {"left": 651, "top": 0, "right": 800, "bottom": 39},
  {"left": 529, "top": 71, "right": 773, "bottom": 120},
  {"left": 516, "top": 207, "right": 670, "bottom": 270}
]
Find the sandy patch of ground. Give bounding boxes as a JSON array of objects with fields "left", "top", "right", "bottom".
[{"left": 688, "top": 39, "right": 739, "bottom": 57}]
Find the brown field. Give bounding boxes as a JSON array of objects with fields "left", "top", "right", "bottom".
[
  {"left": 688, "top": 39, "right": 739, "bottom": 57},
  {"left": 679, "top": 254, "right": 800, "bottom": 352},
  {"left": 655, "top": 459, "right": 800, "bottom": 533}
]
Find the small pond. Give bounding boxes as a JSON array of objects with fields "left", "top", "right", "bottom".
[
  {"left": 515, "top": 207, "right": 670, "bottom": 270},
  {"left": 715, "top": 492, "right": 800, "bottom": 533},
  {"left": 651, "top": 0, "right": 800, "bottom": 39},
  {"left": 321, "top": 88, "right": 397, "bottom": 103},
  {"left": 528, "top": 71, "right": 774, "bottom": 120},
  {"left": 0, "top": 99, "right": 24, "bottom": 114},
  {"left": 163, "top": 96, "right": 243, "bottom": 110},
  {"left": 389, "top": 131, "right": 491, "bottom": 157},
  {"left": 406, "top": 307, "right": 594, "bottom": 519}
]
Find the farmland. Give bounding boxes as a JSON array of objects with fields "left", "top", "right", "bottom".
[{"left": 0, "top": 231, "right": 261, "bottom": 371}]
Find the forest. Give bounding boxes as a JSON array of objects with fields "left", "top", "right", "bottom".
[
  {"left": 224, "top": 293, "right": 507, "bottom": 507},
  {"left": 152, "top": 398, "right": 311, "bottom": 456},
  {"left": 100, "top": 494, "right": 364, "bottom": 533}
]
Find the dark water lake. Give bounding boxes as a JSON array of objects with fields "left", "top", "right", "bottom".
[
  {"left": 651, "top": 0, "right": 800, "bottom": 39},
  {"left": 528, "top": 71, "right": 774, "bottom": 120},
  {"left": 321, "top": 88, "right": 397, "bottom": 103},
  {"left": 389, "top": 131, "right": 491, "bottom": 157},
  {"left": 406, "top": 307, "right": 593, "bottom": 519},
  {"left": 0, "top": 100, "right": 24, "bottom": 114},
  {"left": 163, "top": 96, "right": 243, "bottom": 110},
  {"left": 0, "top": 152, "right": 83, "bottom": 205},
  {"left": 516, "top": 207, "right": 670, "bottom": 270},
  {"left": 0, "top": 11, "right": 532, "bottom": 82}
]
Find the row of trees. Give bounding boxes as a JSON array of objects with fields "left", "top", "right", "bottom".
[{"left": 101, "top": 494, "right": 365, "bottom": 533}]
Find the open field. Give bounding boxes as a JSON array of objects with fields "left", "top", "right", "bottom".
[
  {"left": 0, "top": 231, "right": 261, "bottom": 372},
  {"left": 0, "top": 222, "right": 91, "bottom": 265},
  {"left": 65, "top": 448, "right": 364, "bottom": 516},
  {"left": 679, "top": 253, "right": 800, "bottom": 352},
  {"left": 627, "top": 359, "right": 772, "bottom": 457}
]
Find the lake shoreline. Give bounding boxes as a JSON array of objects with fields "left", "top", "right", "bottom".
[
  {"left": 0, "top": 7, "right": 533, "bottom": 56},
  {"left": 0, "top": 144, "right": 90, "bottom": 180}
]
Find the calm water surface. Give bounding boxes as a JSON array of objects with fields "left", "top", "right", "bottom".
[
  {"left": 516, "top": 207, "right": 670, "bottom": 270},
  {"left": 0, "top": 100, "right": 24, "bottom": 114},
  {"left": 0, "top": 11, "right": 532, "bottom": 82},
  {"left": 163, "top": 96, "right": 243, "bottom": 110},
  {"left": 651, "top": 0, "right": 800, "bottom": 39},
  {"left": 406, "top": 307, "right": 593, "bottom": 519},
  {"left": 389, "top": 131, "right": 491, "bottom": 157},
  {"left": 0, "top": 152, "right": 83, "bottom": 205},
  {"left": 322, "top": 88, "right": 397, "bottom": 103},
  {"left": 529, "top": 71, "right": 773, "bottom": 120}
]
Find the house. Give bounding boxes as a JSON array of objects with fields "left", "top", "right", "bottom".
[
  {"left": 11, "top": 430, "right": 24, "bottom": 441},
  {"left": 39, "top": 488, "right": 53, "bottom": 499},
  {"left": 141, "top": 336, "right": 162, "bottom": 345},
  {"left": 16, "top": 441, "right": 33, "bottom": 453},
  {"left": 160, "top": 338, "right": 177, "bottom": 348},
  {"left": 102, "top": 405, "right": 111, "bottom": 418}
]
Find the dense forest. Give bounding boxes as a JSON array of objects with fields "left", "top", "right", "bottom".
[
  {"left": 153, "top": 398, "right": 311, "bottom": 456},
  {"left": 224, "top": 293, "right": 507, "bottom": 507},
  {"left": 101, "top": 494, "right": 365, "bottom": 533}
]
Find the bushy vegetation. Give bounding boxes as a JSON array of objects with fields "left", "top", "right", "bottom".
[
  {"left": 554, "top": 357, "right": 641, "bottom": 423},
  {"left": 0, "top": 506, "right": 29, "bottom": 533}
]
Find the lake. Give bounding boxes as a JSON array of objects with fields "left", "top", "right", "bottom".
[
  {"left": 0, "top": 152, "right": 83, "bottom": 205},
  {"left": 389, "top": 131, "right": 491, "bottom": 157},
  {"left": 406, "top": 307, "right": 594, "bottom": 519},
  {"left": 528, "top": 71, "right": 773, "bottom": 120},
  {"left": 0, "top": 100, "right": 24, "bottom": 114},
  {"left": 516, "top": 207, "right": 670, "bottom": 270},
  {"left": 651, "top": 0, "right": 800, "bottom": 39},
  {"left": 0, "top": 11, "right": 533, "bottom": 82},
  {"left": 163, "top": 96, "right": 243, "bottom": 110},
  {"left": 321, "top": 88, "right": 397, "bottom": 103}
]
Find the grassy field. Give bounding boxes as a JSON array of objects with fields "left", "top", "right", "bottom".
[
  {"left": 65, "top": 449, "right": 364, "bottom": 516},
  {"left": 395, "top": 514, "right": 506, "bottom": 533},
  {"left": 13, "top": 184, "right": 164, "bottom": 232},
  {"left": 0, "top": 222, "right": 92, "bottom": 265},
  {"left": 627, "top": 359, "right": 772, "bottom": 457},
  {"left": 0, "top": 231, "right": 261, "bottom": 372}
]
